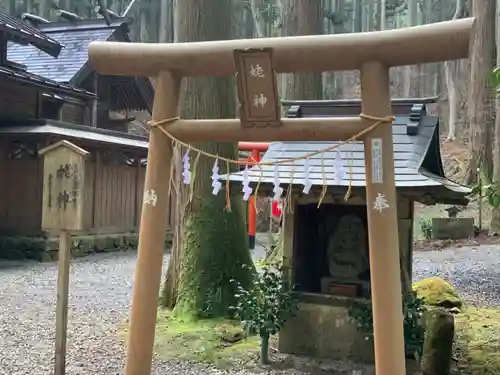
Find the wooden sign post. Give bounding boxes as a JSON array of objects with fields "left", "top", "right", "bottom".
[
  {"left": 39, "top": 140, "right": 90, "bottom": 375},
  {"left": 88, "top": 17, "right": 475, "bottom": 375}
]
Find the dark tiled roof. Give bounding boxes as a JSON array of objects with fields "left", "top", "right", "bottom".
[
  {"left": 7, "top": 19, "right": 127, "bottom": 83},
  {"left": 0, "top": 119, "right": 148, "bottom": 150},
  {"left": 0, "top": 11, "right": 61, "bottom": 57},
  {"left": 0, "top": 65, "right": 95, "bottom": 98},
  {"left": 226, "top": 100, "right": 470, "bottom": 203}
]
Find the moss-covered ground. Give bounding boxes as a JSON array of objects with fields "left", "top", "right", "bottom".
[
  {"left": 118, "top": 306, "right": 500, "bottom": 373},
  {"left": 120, "top": 310, "right": 260, "bottom": 368},
  {"left": 454, "top": 307, "right": 500, "bottom": 375}
]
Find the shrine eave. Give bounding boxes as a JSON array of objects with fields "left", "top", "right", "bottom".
[{"left": 223, "top": 99, "right": 470, "bottom": 206}]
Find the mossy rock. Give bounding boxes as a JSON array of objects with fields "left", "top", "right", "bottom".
[
  {"left": 214, "top": 324, "right": 246, "bottom": 343},
  {"left": 412, "top": 277, "right": 462, "bottom": 309},
  {"left": 421, "top": 308, "right": 455, "bottom": 375}
]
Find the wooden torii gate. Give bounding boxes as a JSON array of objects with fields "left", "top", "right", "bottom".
[{"left": 88, "top": 17, "right": 474, "bottom": 375}]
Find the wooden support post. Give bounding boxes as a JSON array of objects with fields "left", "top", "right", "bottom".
[
  {"left": 360, "top": 62, "right": 406, "bottom": 375},
  {"left": 124, "top": 71, "right": 180, "bottom": 375},
  {"left": 54, "top": 230, "right": 71, "bottom": 375}
]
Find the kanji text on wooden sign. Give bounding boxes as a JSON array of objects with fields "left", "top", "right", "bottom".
[
  {"left": 234, "top": 48, "right": 281, "bottom": 128},
  {"left": 39, "top": 140, "right": 90, "bottom": 231}
]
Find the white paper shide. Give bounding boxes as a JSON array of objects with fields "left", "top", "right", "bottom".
[
  {"left": 333, "top": 149, "right": 345, "bottom": 185},
  {"left": 211, "top": 159, "right": 222, "bottom": 195},
  {"left": 272, "top": 165, "right": 283, "bottom": 201},
  {"left": 242, "top": 165, "right": 253, "bottom": 201},
  {"left": 182, "top": 150, "right": 191, "bottom": 185},
  {"left": 302, "top": 158, "right": 312, "bottom": 194}
]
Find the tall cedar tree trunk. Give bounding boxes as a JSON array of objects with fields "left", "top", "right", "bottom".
[
  {"left": 490, "top": 0, "right": 500, "bottom": 234},
  {"left": 403, "top": 0, "right": 418, "bottom": 97},
  {"left": 39, "top": 0, "right": 49, "bottom": 19},
  {"left": 465, "top": 0, "right": 495, "bottom": 185},
  {"left": 249, "top": 0, "right": 266, "bottom": 37},
  {"left": 159, "top": 0, "right": 174, "bottom": 42},
  {"left": 444, "top": 0, "right": 466, "bottom": 142},
  {"left": 281, "top": 0, "right": 323, "bottom": 100},
  {"left": 172, "top": 0, "right": 254, "bottom": 319},
  {"left": 161, "top": 146, "right": 184, "bottom": 308}
]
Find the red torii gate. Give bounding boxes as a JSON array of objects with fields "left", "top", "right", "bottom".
[{"left": 238, "top": 142, "right": 283, "bottom": 250}]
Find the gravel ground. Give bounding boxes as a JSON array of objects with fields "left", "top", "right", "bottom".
[
  {"left": 413, "top": 245, "right": 500, "bottom": 307},
  {"left": 1, "top": 244, "right": 499, "bottom": 375}
]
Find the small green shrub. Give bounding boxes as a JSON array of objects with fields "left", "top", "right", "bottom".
[
  {"left": 231, "top": 265, "right": 298, "bottom": 364},
  {"left": 419, "top": 219, "right": 433, "bottom": 240},
  {"left": 484, "top": 183, "right": 500, "bottom": 207},
  {"left": 348, "top": 291, "right": 427, "bottom": 360},
  {"left": 0, "top": 236, "right": 47, "bottom": 261}
]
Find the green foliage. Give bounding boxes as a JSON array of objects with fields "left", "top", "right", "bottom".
[
  {"left": 348, "top": 291, "right": 427, "bottom": 360},
  {"left": 231, "top": 265, "right": 298, "bottom": 364},
  {"left": 0, "top": 236, "right": 48, "bottom": 261},
  {"left": 174, "top": 194, "right": 254, "bottom": 320},
  {"left": 419, "top": 218, "right": 433, "bottom": 240},
  {"left": 259, "top": 230, "right": 282, "bottom": 267},
  {"left": 491, "top": 66, "right": 500, "bottom": 91},
  {"left": 483, "top": 184, "right": 500, "bottom": 208}
]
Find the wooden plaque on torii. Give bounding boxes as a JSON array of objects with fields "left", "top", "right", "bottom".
[{"left": 234, "top": 48, "right": 281, "bottom": 128}]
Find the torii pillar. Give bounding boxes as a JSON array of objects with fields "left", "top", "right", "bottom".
[{"left": 88, "top": 17, "right": 474, "bottom": 375}]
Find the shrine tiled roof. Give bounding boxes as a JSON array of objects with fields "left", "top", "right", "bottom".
[
  {"left": 0, "top": 65, "right": 95, "bottom": 98},
  {"left": 225, "top": 98, "right": 470, "bottom": 204},
  {"left": 7, "top": 17, "right": 153, "bottom": 112},
  {"left": 0, "top": 11, "right": 61, "bottom": 57},
  {"left": 7, "top": 18, "right": 128, "bottom": 83},
  {"left": 0, "top": 119, "right": 148, "bottom": 150}
]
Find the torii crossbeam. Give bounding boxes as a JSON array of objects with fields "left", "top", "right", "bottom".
[{"left": 88, "top": 17, "right": 474, "bottom": 375}]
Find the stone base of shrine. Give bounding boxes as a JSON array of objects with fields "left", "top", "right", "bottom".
[{"left": 279, "top": 293, "right": 374, "bottom": 363}]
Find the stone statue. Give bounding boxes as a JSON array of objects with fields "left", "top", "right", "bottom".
[{"left": 326, "top": 214, "right": 369, "bottom": 283}]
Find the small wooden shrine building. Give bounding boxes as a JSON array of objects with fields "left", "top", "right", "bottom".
[
  {"left": 227, "top": 97, "right": 470, "bottom": 361},
  {"left": 0, "top": 11, "right": 158, "bottom": 255}
]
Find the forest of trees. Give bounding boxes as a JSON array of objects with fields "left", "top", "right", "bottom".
[{"left": 3, "top": 0, "right": 500, "bottom": 316}]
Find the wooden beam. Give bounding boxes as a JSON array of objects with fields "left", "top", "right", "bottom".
[
  {"left": 54, "top": 231, "right": 71, "bottom": 375},
  {"left": 124, "top": 71, "right": 180, "bottom": 375},
  {"left": 158, "top": 117, "right": 371, "bottom": 142},
  {"left": 361, "top": 62, "right": 406, "bottom": 375},
  {"left": 89, "top": 18, "right": 474, "bottom": 77}
]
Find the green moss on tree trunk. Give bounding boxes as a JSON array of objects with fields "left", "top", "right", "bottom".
[
  {"left": 174, "top": 194, "right": 254, "bottom": 318},
  {"left": 172, "top": 0, "right": 254, "bottom": 319}
]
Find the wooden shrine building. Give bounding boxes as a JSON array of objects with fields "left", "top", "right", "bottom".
[
  {"left": 0, "top": 11, "right": 157, "bottom": 256},
  {"left": 227, "top": 97, "right": 470, "bottom": 361},
  {"left": 7, "top": 14, "right": 154, "bottom": 131}
]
